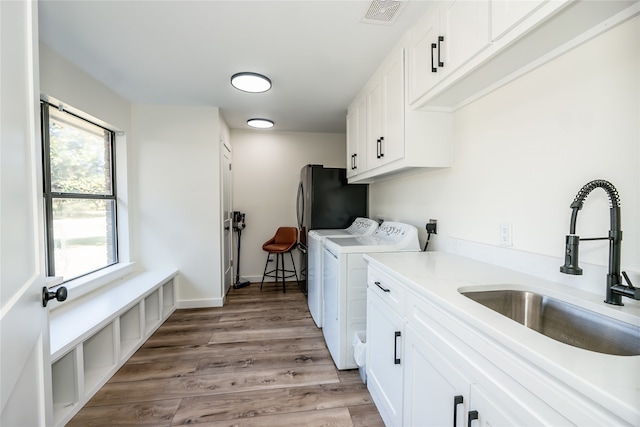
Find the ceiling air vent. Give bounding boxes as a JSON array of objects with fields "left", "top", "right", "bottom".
[{"left": 361, "top": 0, "right": 406, "bottom": 26}]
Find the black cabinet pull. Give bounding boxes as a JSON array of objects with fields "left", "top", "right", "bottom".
[
  {"left": 379, "top": 136, "right": 384, "bottom": 157},
  {"left": 453, "top": 395, "right": 463, "bottom": 427},
  {"left": 394, "top": 331, "right": 401, "bottom": 364},
  {"left": 374, "top": 281, "right": 391, "bottom": 293},
  {"left": 468, "top": 410, "right": 479, "bottom": 426},
  {"left": 438, "top": 36, "right": 444, "bottom": 67},
  {"left": 431, "top": 42, "right": 437, "bottom": 72},
  {"left": 351, "top": 154, "right": 356, "bottom": 170},
  {"left": 376, "top": 138, "right": 382, "bottom": 158}
]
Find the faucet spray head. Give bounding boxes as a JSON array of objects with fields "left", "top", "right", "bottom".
[{"left": 560, "top": 234, "right": 583, "bottom": 275}]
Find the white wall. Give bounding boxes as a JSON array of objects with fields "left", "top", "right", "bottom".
[
  {"left": 39, "top": 43, "right": 131, "bottom": 133},
  {"left": 131, "top": 104, "right": 223, "bottom": 306},
  {"left": 40, "top": 45, "right": 227, "bottom": 306},
  {"left": 370, "top": 17, "right": 640, "bottom": 296},
  {"left": 231, "top": 130, "right": 346, "bottom": 281}
]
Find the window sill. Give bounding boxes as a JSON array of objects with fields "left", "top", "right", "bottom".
[{"left": 47, "top": 262, "right": 136, "bottom": 310}]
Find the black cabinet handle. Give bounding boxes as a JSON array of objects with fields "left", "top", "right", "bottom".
[
  {"left": 468, "top": 410, "right": 479, "bottom": 426},
  {"left": 394, "top": 331, "right": 401, "bottom": 364},
  {"left": 374, "top": 281, "right": 391, "bottom": 293},
  {"left": 438, "top": 36, "right": 444, "bottom": 67},
  {"left": 453, "top": 395, "right": 463, "bottom": 427},
  {"left": 351, "top": 154, "right": 356, "bottom": 170},
  {"left": 379, "top": 136, "right": 384, "bottom": 158},
  {"left": 42, "top": 286, "right": 67, "bottom": 307},
  {"left": 376, "top": 138, "right": 381, "bottom": 158},
  {"left": 431, "top": 42, "right": 437, "bottom": 72}
]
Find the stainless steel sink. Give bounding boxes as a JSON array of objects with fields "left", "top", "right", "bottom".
[{"left": 461, "top": 289, "right": 640, "bottom": 356}]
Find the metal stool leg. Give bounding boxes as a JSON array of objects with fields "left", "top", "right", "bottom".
[
  {"left": 279, "top": 253, "right": 286, "bottom": 293},
  {"left": 260, "top": 253, "right": 271, "bottom": 290},
  {"left": 288, "top": 251, "right": 300, "bottom": 285}
]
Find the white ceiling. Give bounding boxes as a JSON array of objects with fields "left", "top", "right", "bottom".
[{"left": 38, "top": 0, "right": 433, "bottom": 133}]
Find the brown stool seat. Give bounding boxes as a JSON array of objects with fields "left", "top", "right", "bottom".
[
  {"left": 260, "top": 227, "right": 299, "bottom": 293},
  {"left": 263, "top": 242, "right": 295, "bottom": 252}
]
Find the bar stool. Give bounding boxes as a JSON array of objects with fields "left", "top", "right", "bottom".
[{"left": 260, "top": 227, "right": 299, "bottom": 293}]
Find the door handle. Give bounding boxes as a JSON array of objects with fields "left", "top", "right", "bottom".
[
  {"left": 42, "top": 286, "right": 67, "bottom": 307},
  {"left": 438, "top": 36, "right": 444, "bottom": 67},
  {"left": 394, "top": 331, "right": 401, "bottom": 364}
]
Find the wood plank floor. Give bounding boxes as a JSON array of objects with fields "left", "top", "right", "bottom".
[{"left": 68, "top": 282, "right": 384, "bottom": 426}]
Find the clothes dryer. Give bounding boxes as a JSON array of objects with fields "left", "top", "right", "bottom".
[{"left": 307, "top": 217, "right": 379, "bottom": 328}]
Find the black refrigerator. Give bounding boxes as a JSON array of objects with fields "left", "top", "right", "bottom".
[{"left": 296, "top": 164, "right": 368, "bottom": 294}]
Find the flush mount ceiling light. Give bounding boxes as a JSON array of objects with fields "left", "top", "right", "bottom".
[
  {"left": 231, "top": 72, "right": 272, "bottom": 93},
  {"left": 247, "top": 118, "right": 274, "bottom": 129}
]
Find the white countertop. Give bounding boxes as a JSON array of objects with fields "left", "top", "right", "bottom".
[{"left": 364, "top": 251, "right": 640, "bottom": 424}]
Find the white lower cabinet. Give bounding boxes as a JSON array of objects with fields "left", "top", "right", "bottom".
[
  {"left": 367, "top": 265, "right": 573, "bottom": 427},
  {"left": 403, "top": 324, "right": 471, "bottom": 427},
  {"left": 403, "top": 322, "right": 568, "bottom": 427},
  {"left": 367, "top": 289, "right": 404, "bottom": 426},
  {"left": 405, "top": 291, "right": 572, "bottom": 427}
]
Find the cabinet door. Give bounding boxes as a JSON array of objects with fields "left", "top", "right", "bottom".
[
  {"left": 468, "top": 384, "right": 523, "bottom": 427},
  {"left": 346, "top": 96, "right": 367, "bottom": 177},
  {"left": 365, "top": 78, "right": 383, "bottom": 170},
  {"left": 408, "top": 9, "right": 441, "bottom": 103},
  {"left": 491, "top": 1, "right": 546, "bottom": 41},
  {"left": 380, "top": 49, "right": 405, "bottom": 165},
  {"left": 404, "top": 325, "right": 471, "bottom": 427},
  {"left": 346, "top": 107, "right": 357, "bottom": 178},
  {"left": 440, "top": 0, "right": 491, "bottom": 79},
  {"left": 367, "top": 290, "right": 404, "bottom": 427}
]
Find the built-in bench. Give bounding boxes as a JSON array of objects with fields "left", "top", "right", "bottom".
[{"left": 49, "top": 269, "right": 178, "bottom": 427}]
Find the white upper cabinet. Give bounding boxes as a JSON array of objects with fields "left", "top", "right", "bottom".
[
  {"left": 407, "top": 9, "right": 439, "bottom": 104},
  {"left": 491, "top": 0, "right": 546, "bottom": 41},
  {"left": 346, "top": 95, "right": 367, "bottom": 179},
  {"left": 347, "top": 37, "right": 453, "bottom": 184},
  {"left": 408, "top": 0, "right": 636, "bottom": 109},
  {"left": 366, "top": 49, "right": 405, "bottom": 170},
  {"left": 347, "top": 0, "right": 636, "bottom": 182},
  {"left": 408, "top": 0, "right": 491, "bottom": 104},
  {"left": 440, "top": 0, "right": 491, "bottom": 79}
]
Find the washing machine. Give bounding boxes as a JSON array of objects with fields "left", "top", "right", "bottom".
[
  {"left": 322, "top": 221, "right": 420, "bottom": 369},
  {"left": 307, "top": 217, "right": 379, "bottom": 328}
]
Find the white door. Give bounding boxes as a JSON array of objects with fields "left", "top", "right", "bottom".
[
  {"left": 221, "top": 142, "right": 233, "bottom": 296},
  {"left": 1, "top": 1, "right": 53, "bottom": 426}
]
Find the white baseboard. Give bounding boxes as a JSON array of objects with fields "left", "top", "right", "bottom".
[{"left": 177, "top": 298, "right": 224, "bottom": 309}]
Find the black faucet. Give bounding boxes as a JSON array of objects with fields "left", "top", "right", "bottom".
[{"left": 560, "top": 179, "right": 639, "bottom": 305}]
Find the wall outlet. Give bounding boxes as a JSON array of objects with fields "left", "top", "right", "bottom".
[{"left": 499, "top": 223, "right": 512, "bottom": 247}]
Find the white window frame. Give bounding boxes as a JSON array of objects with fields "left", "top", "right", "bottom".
[{"left": 41, "top": 98, "right": 133, "bottom": 299}]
